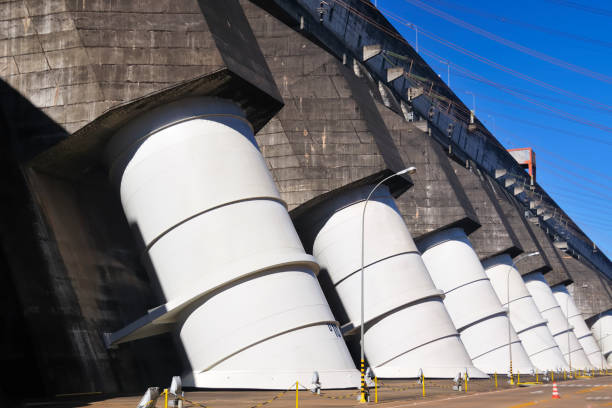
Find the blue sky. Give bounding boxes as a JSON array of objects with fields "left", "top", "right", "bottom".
[{"left": 377, "top": 0, "right": 612, "bottom": 258}]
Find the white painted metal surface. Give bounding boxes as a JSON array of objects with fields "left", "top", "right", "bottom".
[
  {"left": 307, "top": 185, "right": 486, "bottom": 379},
  {"left": 565, "top": 284, "right": 609, "bottom": 370},
  {"left": 523, "top": 272, "right": 586, "bottom": 369},
  {"left": 591, "top": 311, "right": 612, "bottom": 367},
  {"left": 105, "top": 97, "right": 359, "bottom": 389},
  {"left": 552, "top": 285, "right": 597, "bottom": 370},
  {"left": 418, "top": 228, "right": 534, "bottom": 375},
  {"left": 483, "top": 255, "right": 568, "bottom": 371}
]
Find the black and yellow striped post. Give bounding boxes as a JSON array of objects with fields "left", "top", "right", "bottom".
[
  {"left": 509, "top": 360, "right": 514, "bottom": 385},
  {"left": 360, "top": 360, "right": 367, "bottom": 403}
]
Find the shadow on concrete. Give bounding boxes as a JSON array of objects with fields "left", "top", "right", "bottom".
[{"left": 0, "top": 79, "right": 187, "bottom": 400}]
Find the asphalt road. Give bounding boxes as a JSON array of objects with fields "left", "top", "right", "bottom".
[
  {"left": 376, "top": 377, "right": 612, "bottom": 408},
  {"left": 22, "top": 375, "right": 612, "bottom": 408}
]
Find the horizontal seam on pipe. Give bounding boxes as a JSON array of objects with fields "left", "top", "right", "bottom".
[
  {"left": 376, "top": 333, "right": 460, "bottom": 368},
  {"left": 108, "top": 113, "right": 254, "bottom": 179},
  {"left": 333, "top": 250, "right": 423, "bottom": 286},
  {"left": 109, "top": 260, "right": 321, "bottom": 346},
  {"left": 527, "top": 344, "right": 564, "bottom": 358},
  {"left": 143, "top": 196, "right": 288, "bottom": 252},
  {"left": 503, "top": 294, "right": 535, "bottom": 306},
  {"left": 552, "top": 328, "right": 574, "bottom": 337},
  {"left": 513, "top": 321, "right": 549, "bottom": 334},
  {"left": 540, "top": 305, "right": 562, "bottom": 313},
  {"left": 199, "top": 320, "right": 339, "bottom": 372},
  {"left": 348, "top": 292, "right": 445, "bottom": 332},
  {"left": 576, "top": 332, "right": 596, "bottom": 341},
  {"left": 444, "top": 277, "right": 492, "bottom": 295},
  {"left": 470, "top": 338, "right": 523, "bottom": 361},
  {"left": 456, "top": 310, "right": 508, "bottom": 333}
]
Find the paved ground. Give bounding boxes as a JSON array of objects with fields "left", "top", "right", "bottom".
[{"left": 21, "top": 374, "right": 612, "bottom": 408}]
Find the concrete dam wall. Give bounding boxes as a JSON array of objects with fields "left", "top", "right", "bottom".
[{"left": 0, "top": 0, "right": 610, "bottom": 397}]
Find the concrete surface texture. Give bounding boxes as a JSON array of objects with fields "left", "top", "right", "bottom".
[{"left": 1, "top": 0, "right": 611, "bottom": 400}]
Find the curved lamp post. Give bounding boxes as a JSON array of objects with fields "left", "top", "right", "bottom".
[
  {"left": 507, "top": 251, "right": 539, "bottom": 385},
  {"left": 360, "top": 167, "right": 416, "bottom": 402}
]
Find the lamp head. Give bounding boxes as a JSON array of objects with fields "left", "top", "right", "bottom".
[{"left": 397, "top": 166, "right": 417, "bottom": 176}]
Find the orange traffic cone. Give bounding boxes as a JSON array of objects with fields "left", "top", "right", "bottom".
[{"left": 551, "top": 381, "right": 560, "bottom": 399}]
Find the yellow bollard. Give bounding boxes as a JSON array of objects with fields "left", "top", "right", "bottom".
[
  {"left": 517, "top": 371, "right": 520, "bottom": 385},
  {"left": 422, "top": 374, "right": 425, "bottom": 398},
  {"left": 164, "top": 388, "right": 168, "bottom": 408},
  {"left": 551, "top": 371, "right": 554, "bottom": 383},
  {"left": 494, "top": 372, "right": 497, "bottom": 388},
  {"left": 295, "top": 381, "right": 298, "bottom": 408},
  {"left": 564, "top": 370, "right": 567, "bottom": 380},
  {"left": 375, "top": 377, "right": 378, "bottom": 403},
  {"left": 464, "top": 371, "right": 468, "bottom": 393},
  {"left": 536, "top": 372, "right": 538, "bottom": 383}
]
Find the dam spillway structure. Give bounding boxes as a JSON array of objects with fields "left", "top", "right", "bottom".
[
  {"left": 101, "top": 96, "right": 360, "bottom": 388},
  {"left": 552, "top": 285, "right": 597, "bottom": 370},
  {"left": 523, "top": 272, "right": 587, "bottom": 370},
  {"left": 293, "top": 183, "right": 487, "bottom": 379},
  {"left": 373, "top": 86, "right": 533, "bottom": 376},
  {"left": 558, "top": 253, "right": 611, "bottom": 369},
  {"left": 1, "top": 0, "right": 612, "bottom": 398},
  {"left": 591, "top": 311, "right": 612, "bottom": 367},
  {"left": 417, "top": 228, "right": 534, "bottom": 375},
  {"left": 483, "top": 255, "right": 569, "bottom": 371}
]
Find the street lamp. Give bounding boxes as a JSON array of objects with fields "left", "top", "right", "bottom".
[
  {"left": 507, "top": 251, "right": 539, "bottom": 385},
  {"left": 359, "top": 167, "right": 416, "bottom": 403}
]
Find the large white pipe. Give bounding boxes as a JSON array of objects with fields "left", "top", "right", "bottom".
[
  {"left": 591, "top": 311, "right": 612, "bottom": 367},
  {"left": 105, "top": 97, "right": 359, "bottom": 389},
  {"left": 523, "top": 272, "right": 590, "bottom": 369},
  {"left": 418, "top": 228, "right": 534, "bottom": 375},
  {"left": 565, "top": 284, "right": 609, "bottom": 370},
  {"left": 552, "top": 285, "right": 597, "bottom": 370},
  {"left": 483, "top": 256, "right": 568, "bottom": 371},
  {"left": 308, "top": 185, "right": 486, "bottom": 378}
]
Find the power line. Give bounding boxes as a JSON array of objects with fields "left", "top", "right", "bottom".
[
  {"left": 400, "top": 0, "right": 612, "bottom": 83},
  {"left": 543, "top": 0, "right": 612, "bottom": 18},
  {"left": 485, "top": 121, "right": 612, "bottom": 182},
  {"left": 446, "top": 70, "right": 612, "bottom": 115},
  {"left": 376, "top": 5, "right": 612, "bottom": 113},
  {"left": 424, "top": 0, "right": 612, "bottom": 48},
  {"left": 537, "top": 157, "right": 612, "bottom": 192},
  {"left": 450, "top": 91, "right": 612, "bottom": 147},
  {"left": 440, "top": 58, "right": 612, "bottom": 133}
]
